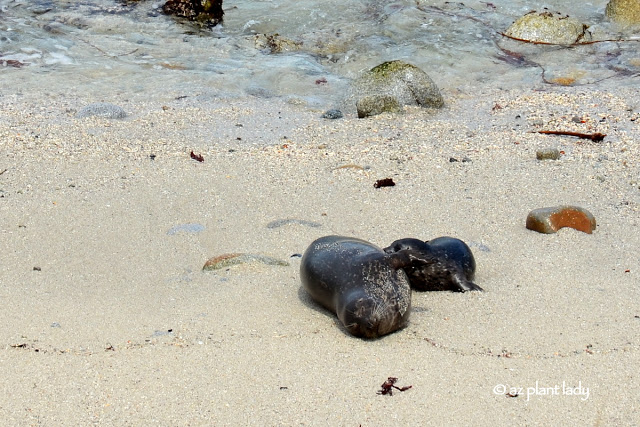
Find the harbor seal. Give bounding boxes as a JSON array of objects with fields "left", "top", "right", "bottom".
[
  {"left": 383, "top": 236, "right": 481, "bottom": 292},
  {"left": 300, "top": 235, "right": 414, "bottom": 338}
]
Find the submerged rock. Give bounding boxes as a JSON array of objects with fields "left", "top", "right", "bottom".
[
  {"left": 504, "top": 11, "right": 592, "bottom": 44},
  {"left": 162, "top": 0, "right": 224, "bottom": 27},
  {"left": 253, "top": 34, "right": 302, "bottom": 53},
  {"left": 353, "top": 60, "right": 444, "bottom": 118},
  {"left": 606, "top": 0, "right": 640, "bottom": 27}
]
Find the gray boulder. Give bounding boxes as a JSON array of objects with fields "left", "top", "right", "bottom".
[{"left": 353, "top": 60, "right": 443, "bottom": 118}]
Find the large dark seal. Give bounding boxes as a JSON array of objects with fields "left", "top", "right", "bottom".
[
  {"left": 300, "top": 235, "right": 413, "bottom": 338},
  {"left": 383, "top": 236, "right": 481, "bottom": 292}
]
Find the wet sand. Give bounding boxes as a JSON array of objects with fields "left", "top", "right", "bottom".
[{"left": 1, "top": 86, "right": 639, "bottom": 425}]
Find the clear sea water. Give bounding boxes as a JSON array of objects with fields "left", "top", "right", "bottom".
[{"left": 1, "top": 0, "right": 638, "bottom": 108}]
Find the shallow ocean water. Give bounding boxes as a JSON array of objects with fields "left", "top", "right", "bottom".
[{"left": 0, "top": 0, "right": 639, "bottom": 108}]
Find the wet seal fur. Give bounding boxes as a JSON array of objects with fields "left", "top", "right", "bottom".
[
  {"left": 300, "top": 235, "right": 413, "bottom": 338},
  {"left": 383, "top": 237, "right": 481, "bottom": 292}
]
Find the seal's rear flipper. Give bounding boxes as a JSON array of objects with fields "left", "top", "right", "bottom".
[{"left": 454, "top": 277, "right": 483, "bottom": 292}]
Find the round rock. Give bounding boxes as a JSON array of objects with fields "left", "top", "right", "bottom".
[
  {"left": 353, "top": 60, "right": 444, "bottom": 118},
  {"left": 504, "top": 11, "right": 592, "bottom": 44}
]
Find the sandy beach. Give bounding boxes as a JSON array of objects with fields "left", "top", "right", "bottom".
[{"left": 1, "top": 86, "right": 639, "bottom": 425}]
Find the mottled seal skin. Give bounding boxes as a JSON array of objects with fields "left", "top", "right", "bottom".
[
  {"left": 384, "top": 236, "right": 481, "bottom": 292},
  {"left": 300, "top": 235, "right": 413, "bottom": 338}
]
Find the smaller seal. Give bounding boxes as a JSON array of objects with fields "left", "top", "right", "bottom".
[
  {"left": 300, "top": 235, "right": 413, "bottom": 338},
  {"left": 384, "top": 236, "right": 481, "bottom": 292}
]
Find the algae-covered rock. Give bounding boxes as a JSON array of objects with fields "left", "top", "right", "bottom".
[
  {"left": 606, "top": 0, "right": 640, "bottom": 27},
  {"left": 353, "top": 60, "right": 443, "bottom": 118},
  {"left": 505, "top": 11, "right": 592, "bottom": 44},
  {"left": 356, "top": 95, "right": 402, "bottom": 118}
]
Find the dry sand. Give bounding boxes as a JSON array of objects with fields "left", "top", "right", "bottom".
[{"left": 1, "top": 86, "right": 639, "bottom": 425}]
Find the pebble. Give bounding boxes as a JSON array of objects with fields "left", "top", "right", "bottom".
[
  {"left": 202, "top": 253, "right": 290, "bottom": 270},
  {"left": 526, "top": 205, "right": 596, "bottom": 234},
  {"left": 76, "top": 102, "right": 127, "bottom": 119},
  {"left": 321, "top": 109, "right": 343, "bottom": 119},
  {"left": 536, "top": 148, "right": 561, "bottom": 160}
]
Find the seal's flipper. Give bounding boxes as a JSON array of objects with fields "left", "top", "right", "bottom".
[
  {"left": 394, "top": 249, "right": 483, "bottom": 292},
  {"left": 451, "top": 274, "right": 483, "bottom": 293}
]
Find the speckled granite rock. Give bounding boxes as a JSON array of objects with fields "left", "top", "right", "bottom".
[
  {"left": 505, "top": 11, "right": 592, "bottom": 44},
  {"left": 606, "top": 0, "right": 640, "bottom": 26}
]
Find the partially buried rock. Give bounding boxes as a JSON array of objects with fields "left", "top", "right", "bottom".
[
  {"left": 162, "top": 0, "right": 224, "bottom": 26},
  {"left": 605, "top": 0, "right": 640, "bottom": 27},
  {"left": 321, "top": 109, "right": 343, "bottom": 119},
  {"left": 526, "top": 205, "right": 596, "bottom": 234},
  {"left": 504, "top": 10, "right": 592, "bottom": 44},
  {"left": 166, "top": 223, "right": 205, "bottom": 235},
  {"left": 203, "top": 253, "right": 289, "bottom": 270},
  {"left": 76, "top": 103, "right": 127, "bottom": 119},
  {"left": 266, "top": 219, "right": 322, "bottom": 229},
  {"left": 357, "top": 95, "right": 402, "bottom": 119},
  {"left": 353, "top": 60, "right": 444, "bottom": 118}
]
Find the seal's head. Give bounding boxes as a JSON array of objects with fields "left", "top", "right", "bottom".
[
  {"left": 338, "top": 290, "right": 409, "bottom": 338},
  {"left": 384, "top": 236, "right": 481, "bottom": 292},
  {"left": 384, "top": 238, "right": 429, "bottom": 254}
]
